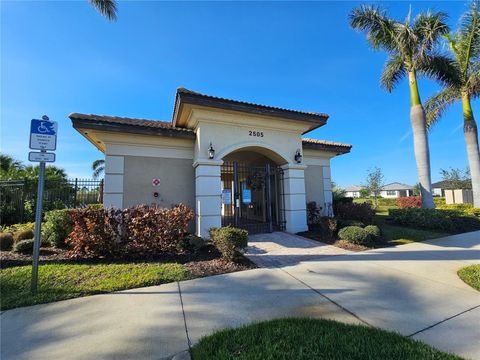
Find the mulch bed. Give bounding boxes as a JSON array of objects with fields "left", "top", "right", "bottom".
[
  {"left": 299, "top": 231, "right": 372, "bottom": 252},
  {"left": 0, "top": 244, "right": 257, "bottom": 276}
]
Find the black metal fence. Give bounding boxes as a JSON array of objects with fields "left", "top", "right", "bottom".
[{"left": 0, "top": 178, "right": 103, "bottom": 225}]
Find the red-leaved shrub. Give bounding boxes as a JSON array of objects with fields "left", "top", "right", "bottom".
[
  {"left": 396, "top": 196, "right": 422, "bottom": 209},
  {"left": 67, "top": 204, "right": 194, "bottom": 258},
  {"left": 333, "top": 202, "right": 375, "bottom": 225}
]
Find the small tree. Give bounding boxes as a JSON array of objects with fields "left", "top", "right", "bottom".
[
  {"left": 359, "top": 188, "right": 371, "bottom": 198},
  {"left": 439, "top": 167, "right": 471, "bottom": 189},
  {"left": 364, "top": 167, "right": 385, "bottom": 208},
  {"left": 332, "top": 181, "right": 347, "bottom": 201}
]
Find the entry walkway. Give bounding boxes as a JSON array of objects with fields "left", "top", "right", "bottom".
[
  {"left": 1, "top": 231, "right": 479, "bottom": 360},
  {"left": 246, "top": 231, "right": 351, "bottom": 267}
]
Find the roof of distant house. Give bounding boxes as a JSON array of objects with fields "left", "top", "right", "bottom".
[
  {"left": 345, "top": 185, "right": 364, "bottom": 192},
  {"left": 381, "top": 182, "right": 414, "bottom": 191}
]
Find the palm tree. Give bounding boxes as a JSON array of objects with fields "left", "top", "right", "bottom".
[
  {"left": 92, "top": 159, "right": 105, "bottom": 179},
  {"left": 425, "top": 1, "right": 480, "bottom": 207},
  {"left": 350, "top": 5, "right": 455, "bottom": 208},
  {"left": 89, "top": 0, "right": 117, "bottom": 21}
]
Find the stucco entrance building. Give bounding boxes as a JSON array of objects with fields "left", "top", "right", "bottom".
[{"left": 70, "top": 88, "right": 351, "bottom": 237}]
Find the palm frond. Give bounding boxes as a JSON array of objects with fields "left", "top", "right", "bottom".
[
  {"left": 424, "top": 86, "right": 460, "bottom": 128},
  {"left": 349, "top": 5, "right": 398, "bottom": 51},
  {"left": 93, "top": 166, "right": 105, "bottom": 179},
  {"left": 416, "top": 54, "right": 460, "bottom": 86},
  {"left": 380, "top": 55, "right": 406, "bottom": 92},
  {"left": 92, "top": 159, "right": 105, "bottom": 171},
  {"left": 456, "top": 0, "right": 480, "bottom": 77},
  {"left": 89, "top": 0, "right": 117, "bottom": 21},
  {"left": 413, "top": 11, "right": 450, "bottom": 55}
]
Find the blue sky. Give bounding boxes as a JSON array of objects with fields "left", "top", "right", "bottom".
[{"left": 1, "top": 1, "right": 477, "bottom": 187}]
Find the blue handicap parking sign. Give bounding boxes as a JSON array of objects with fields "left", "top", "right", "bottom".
[{"left": 30, "top": 119, "right": 56, "bottom": 135}]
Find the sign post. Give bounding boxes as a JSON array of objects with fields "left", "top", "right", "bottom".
[{"left": 29, "top": 115, "right": 57, "bottom": 294}]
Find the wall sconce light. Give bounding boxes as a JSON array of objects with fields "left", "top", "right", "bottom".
[
  {"left": 294, "top": 149, "right": 302, "bottom": 163},
  {"left": 208, "top": 142, "right": 215, "bottom": 159}
]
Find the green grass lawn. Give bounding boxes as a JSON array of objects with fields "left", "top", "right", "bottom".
[
  {"left": 191, "top": 318, "right": 461, "bottom": 360},
  {"left": 458, "top": 264, "right": 480, "bottom": 291},
  {"left": 0, "top": 263, "right": 191, "bottom": 310}
]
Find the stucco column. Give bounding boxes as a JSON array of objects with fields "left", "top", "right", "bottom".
[
  {"left": 281, "top": 164, "right": 308, "bottom": 233},
  {"left": 103, "top": 154, "right": 124, "bottom": 208},
  {"left": 194, "top": 160, "right": 223, "bottom": 238},
  {"left": 322, "top": 166, "right": 333, "bottom": 217}
]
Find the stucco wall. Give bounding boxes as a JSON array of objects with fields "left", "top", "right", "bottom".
[
  {"left": 304, "top": 165, "right": 325, "bottom": 209},
  {"left": 123, "top": 156, "right": 195, "bottom": 210}
]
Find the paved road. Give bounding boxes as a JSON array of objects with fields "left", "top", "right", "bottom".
[{"left": 1, "top": 231, "right": 479, "bottom": 360}]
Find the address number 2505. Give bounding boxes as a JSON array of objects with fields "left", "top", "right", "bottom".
[{"left": 249, "top": 130, "right": 264, "bottom": 137}]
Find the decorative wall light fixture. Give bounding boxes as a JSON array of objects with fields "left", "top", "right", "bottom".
[
  {"left": 208, "top": 142, "right": 215, "bottom": 159},
  {"left": 294, "top": 149, "right": 302, "bottom": 163}
]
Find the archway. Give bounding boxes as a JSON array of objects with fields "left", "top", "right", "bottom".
[{"left": 220, "top": 147, "right": 286, "bottom": 234}]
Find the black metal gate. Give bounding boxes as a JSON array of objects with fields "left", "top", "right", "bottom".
[{"left": 221, "top": 161, "right": 285, "bottom": 234}]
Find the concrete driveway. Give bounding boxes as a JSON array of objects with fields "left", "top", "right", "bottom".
[{"left": 1, "top": 231, "right": 479, "bottom": 360}]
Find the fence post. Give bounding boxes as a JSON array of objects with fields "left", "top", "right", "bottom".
[
  {"left": 73, "top": 178, "right": 78, "bottom": 208},
  {"left": 20, "top": 180, "right": 26, "bottom": 223}
]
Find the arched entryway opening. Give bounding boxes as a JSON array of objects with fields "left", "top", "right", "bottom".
[{"left": 220, "top": 146, "right": 287, "bottom": 234}]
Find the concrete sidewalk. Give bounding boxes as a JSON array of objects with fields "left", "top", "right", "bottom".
[{"left": 1, "top": 231, "right": 479, "bottom": 360}]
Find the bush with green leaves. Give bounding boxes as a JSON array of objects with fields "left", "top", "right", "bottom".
[
  {"left": 364, "top": 225, "right": 381, "bottom": 241},
  {"left": 0, "top": 232, "right": 14, "bottom": 251},
  {"left": 437, "top": 203, "right": 480, "bottom": 217},
  {"left": 14, "top": 229, "right": 34, "bottom": 242},
  {"left": 338, "top": 226, "right": 372, "bottom": 246},
  {"left": 42, "top": 209, "right": 73, "bottom": 248},
  {"left": 333, "top": 202, "right": 375, "bottom": 225},
  {"left": 13, "top": 237, "right": 50, "bottom": 254},
  {"left": 176, "top": 234, "right": 205, "bottom": 252},
  {"left": 388, "top": 208, "right": 480, "bottom": 234},
  {"left": 1, "top": 222, "right": 35, "bottom": 234},
  {"left": 210, "top": 226, "right": 248, "bottom": 262},
  {"left": 337, "top": 219, "right": 365, "bottom": 229}
]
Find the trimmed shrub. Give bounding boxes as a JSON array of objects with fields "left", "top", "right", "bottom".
[
  {"left": 2, "top": 222, "right": 35, "bottom": 234},
  {"left": 338, "top": 226, "right": 372, "bottom": 246},
  {"left": 377, "top": 198, "right": 398, "bottom": 207},
  {"left": 434, "top": 197, "right": 446, "bottom": 206},
  {"left": 0, "top": 233, "right": 14, "bottom": 251},
  {"left": 333, "top": 197, "right": 353, "bottom": 205},
  {"left": 14, "top": 229, "right": 34, "bottom": 242},
  {"left": 13, "top": 239, "right": 35, "bottom": 254},
  {"left": 210, "top": 226, "right": 248, "bottom": 262},
  {"left": 438, "top": 203, "right": 480, "bottom": 217},
  {"left": 177, "top": 234, "right": 205, "bottom": 252},
  {"left": 333, "top": 202, "right": 375, "bottom": 225},
  {"left": 364, "top": 225, "right": 381, "bottom": 241},
  {"left": 388, "top": 208, "right": 480, "bottom": 234},
  {"left": 396, "top": 196, "right": 422, "bottom": 209},
  {"left": 67, "top": 204, "right": 194, "bottom": 258},
  {"left": 13, "top": 238, "right": 49, "bottom": 254},
  {"left": 43, "top": 209, "right": 73, "bottom": 248},
  {"left": 337, "top": 219, "right": 365, "bottom": 229}
]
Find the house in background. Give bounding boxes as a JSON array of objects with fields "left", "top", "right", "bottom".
[
  {"left": 345, "top": 185, "right": 363, "bottom": 198},
  {"left": 344, "top": 182, "right": 413, "bottom": 198},
  {"left": 379, "top": 182, "right": 414, "bottom": 198},
  {"left": 432, "top": 180, "right": 472, "bottom": 197}
]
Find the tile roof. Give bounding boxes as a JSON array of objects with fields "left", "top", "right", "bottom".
[
  {"left": 176, "top": 87, "right": 330, "bottom": 119},
  {"left": 302, "top": 138, "right": 352, "bottom": 153},
  {"left": 69, "top": 113, "right": 195, "bottom": 138}
]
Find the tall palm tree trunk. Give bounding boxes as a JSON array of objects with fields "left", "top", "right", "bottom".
[
  {"left": 462, "top": 93, "right": 480, "bottom": 208},
  {"left": 409, "top": 71, "right": 435, "bottom": 208}
]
